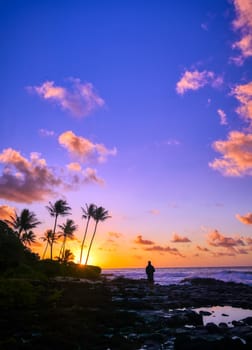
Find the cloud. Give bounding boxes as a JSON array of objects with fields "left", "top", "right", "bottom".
[
  {"left": 217, "top": 109, "right": 228, "bottom": 125},
  {"left": 59, "top": 130, "right": 117, "bottom": 163},
  {"left": 144, "top": 245, "right": 184, "bottom": 257},
  {"left": 164, "top": 139, "right": 181, "bottom": 146},
  {"left": 171, "top": 233, "right": 191, "bottom": 243},
  {"left": 207, "top": 229, "right": 245, "bottom": 248},
  {"left": 67, "top": 162, "right": 82, "bottom": 172},
  {"left": 148, "top": 209, "right": 160, "bottom": 215},
  {"left": 209, "top": 131, "right": 252, "bottom": 176},
  {"left": 176, "top": 70, "right": 223, "bottom": 95},
  {"left": 236, "top": 212, "right": 252, "bottom": 225},
  {"left": 231, "top": 82, "right": 252, "bottom": 125},
  {"left": 0, "top": 148, "right": 105, "bottom": 203},
  {"left": 39, "top": 129, "right": 55, "bottom": 137},
  {"left": 28, "top": 78, "right": 105, "bottom": 117},
  {"left": 108, "top": 232, "right": 123, "bottom": 239},
  {"left": 134, "top": 235, "right": 155, "bottom": 245},
  {"left": 0, "top": 148, "right": 61, "bottom": 203},
  {"left": 232, "top": 0, "right": 252, "bottom": 63},
  {"left": 196, "top": 245, "right": 210, "bottom": 252},
  {"left": 0, "top": 205, "right": 15, "bottom": 220}
]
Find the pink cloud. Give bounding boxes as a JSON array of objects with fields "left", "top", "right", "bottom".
[
  {"left": 207, "top": 229, "right": 245, "bottom": 248},
  {"left": 209, "top": 131, "right": 252, "bottom": 176},
  {"left": 28, "top": 78, "right": 105, "bottom": 117},
  {"left": 232, "top": 0, "right": 252, "bottom": 63},
  {"left": 59, "top": 130, "right": 117, "bottom": 163},
  {"left": 196, "top": 245, "right": 210, "bottom": 252},
  {"left": 171, "top": 233, "right": 191, "bottom": 243},
  {"left": 236, "top": 212, "right": 252, "bottom": 225},
  {"left": 148, "top": 209, "right": 160, "bottom": 215},
  {"left": 134, "top": 235, "right": 155, "bottom": 245},
  {"left": 176, "top": 70, "right": 222, "bottom": 95},
  {"left": 0, "top": 205, "right": 15, "bottom": 220},
  {"left": 144, "top": 245, "right": 184, "bottom": 257},
  {"left": 108, "top": 232, "right": 123, "bottom": 239},
  {"left": 0, "top": 148, "right": 61, "bottom": 203},
  {"left": 231, "top": 82, "right": 252, "bottom": 125},
  {"left": 0, "top": 148, "right": 105, "bottom": 203}
]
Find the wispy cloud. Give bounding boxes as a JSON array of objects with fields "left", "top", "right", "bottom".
[
  {"left": 134, "top": 235, "right": 155, "bottom": 245},
  {"left": 217, "top": 109, "right": 228, "bottom": 125},
  {"left": 39, "top": 128, "right": 55, "bottom": 137},
  {"left": 171, "top": 233, "right": 191, "bottom": 243},
  {"left": 0, "top": 148, "right": 105, "bottom": 203},
  {"left": 232, "top": 0, "right": 252, "bottom": 64},
  {"left": 148, "top": 209, "right": 160, "bottom": 215},
  {"left": 231, "top": 82, "right": 252, "bottom": 126},
  {"left": 236, "top": 212, "right": 252, "bottom": 225},
  {"left": 28, "top": 78, "right": 105, "bottom": 117},
  {"left": 0, "top": 204, "right": 15, "bottom": 220},
  {"left": 176, "top": 70, "right": 223, "bottom": 95},
  {"left": 209, "top": 131, "right": 252, "bottom": 176},
  {"left": 108, "top": 232, "right": 123, "bottom": 239},
  {"left": 196, "top": 245, "right": 210, "bottom": 252},
  {"left": 59, "top": 130, "right": 117, "bottom": 163}
]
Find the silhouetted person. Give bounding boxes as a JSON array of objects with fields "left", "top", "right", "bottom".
[{"left": 146, "top": 261, "right": 155, "bottom": 284}]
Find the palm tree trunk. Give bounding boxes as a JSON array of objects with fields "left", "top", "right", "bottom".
[
  {"left": 79, "top": 217, "right": 90, "bottom": 264},
  {"left": 85, "top": 221, "right": 98, "bottom": 265},
  {"left": 42, "top": 241, "right": 49, "bottom": 259},
  {"left": 51, "top": 214, "right": 58, "bottom": 260}
]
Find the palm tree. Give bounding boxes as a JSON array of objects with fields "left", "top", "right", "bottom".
[
  {"left": 62, "top": 249, "right": 75, "bottom": 263},
  {"left": 85, "top": 206, "right": 111, "bottom": 265},
  {"left": 5, "top": 208, "right": 41, "bottom": 244},
  {"left": 41, "top": 229, "right": 54, "bottom": 259},
  {"left": 22, "top": 230, "right": 37, "bottom": 246},
  {"left": 58, "top": 219, "right": 77, "bottom": 260},
  {"left": 79, "top": 203, "right": 96, "bottom": 264},
  {"left": 46, "top": 199, "right": 71, "bottom": 260}
]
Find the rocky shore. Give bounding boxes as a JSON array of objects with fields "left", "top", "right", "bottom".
[{"left": 1, "top": 277, "right": 252, "bottom": 349}]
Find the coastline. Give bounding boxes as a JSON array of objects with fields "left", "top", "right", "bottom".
[{"left": 1, "top": 276, "right": 252, "bottom": 349}]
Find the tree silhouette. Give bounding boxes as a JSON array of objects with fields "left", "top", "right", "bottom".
[
  {"left": 46, "top": 200, "right": 71, "bottom": 260},
  {"left": 5, "top": 208, "right": 41, "bottom": 244},
  {"left": 85, "top": 206, "right": 111, "bottom": 265},
  {"left": 61, "top": 249, "right": 75, "bottom": 263},
  {"left": 79, "top": 203, "right": 96, "bottom": 264},
  {"left": 41, "top": 229, "right": 55, "bottom": 259},
  {"left": 58, "top": 219, "right": 77, "bottom": 260}
]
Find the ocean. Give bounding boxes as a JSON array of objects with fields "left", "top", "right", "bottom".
[{"left": 102, "top": 266, "right": 252, "bottom": 286}]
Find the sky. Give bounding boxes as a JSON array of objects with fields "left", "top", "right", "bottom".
[{"left": 1, "top": 0, "right": 252, "bottom": 268}]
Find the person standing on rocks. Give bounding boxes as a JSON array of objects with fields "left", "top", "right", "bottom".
[{"left": 146, "top": 261, "right": 155, "bottom": 284}]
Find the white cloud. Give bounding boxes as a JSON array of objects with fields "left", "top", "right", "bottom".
[{"left": 217, "top": 109, "right": 228, "bottom": 125}]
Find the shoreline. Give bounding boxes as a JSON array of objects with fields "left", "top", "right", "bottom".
[{"left": 1, "top": 277, "right": 252, "bottom": 349}]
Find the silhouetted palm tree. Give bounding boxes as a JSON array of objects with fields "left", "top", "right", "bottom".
[
  {"left": 41, "top": 229, "right": 55, "bottom": 259},
  {"left": 22, "top": 230, "right": 37, "bottom": 246},
  {"left": 79, "top": 203, "right": 96, "bottom": 264},
  {"left": 62, "top": 249, "right": 75, "bottom": 263},
  {"left": 58, "top": 219, "right": 77, "bottom": 260},
  {"left": 5, "top": 208, "right": 41, "bottom": 244},
  {"left": 85, "top": 206, "right": 111, "bottom": 265},
  {"left": 46, "top": 199, "right": 71, "bottom": 260}
]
